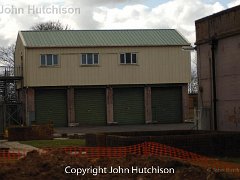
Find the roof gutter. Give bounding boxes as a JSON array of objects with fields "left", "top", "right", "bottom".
[{"left": 24, "top": 44, "right": 191, "bottom": 49}]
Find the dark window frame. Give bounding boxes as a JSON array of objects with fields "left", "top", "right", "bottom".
[
  {"left": 40, "top": 54, "right": 59, "bottom": 67},
  {"left": 81, "top": 53, "right": 99, "bottom": 65},
  {"left": 120, "top": 53, "right": 137, "bottom": 64}
]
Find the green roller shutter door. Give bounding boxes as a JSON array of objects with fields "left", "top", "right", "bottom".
[
  {"left": 35, "top": 89, "right": 67, "bottom": 127},
  {"left": 113, "top": 88, "right": 145, "bottom": 125},
  {"left": 75, "top": 88, "right": 106, "bottom": 126},
  {"left": 152, "top": 87, "right": 182, "bottom": 123}
]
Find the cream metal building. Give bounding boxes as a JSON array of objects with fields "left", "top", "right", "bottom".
[{"left": 15, "top": 29, "right": 191, "bottom": 127}]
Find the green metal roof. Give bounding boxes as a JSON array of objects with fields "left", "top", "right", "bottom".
[{"left": 19, "top": 29, "right": 190, "bottom": 47}]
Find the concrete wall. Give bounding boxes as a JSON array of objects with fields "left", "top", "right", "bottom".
[
  {"left": 196, "top": 5, "right": 240, "bottom": 44},
  {"left": 196, "top": 5, "right": 240, "bottom": 131},
  {"left": 188, "top": 94, "right": 198, "bottom": 119},
  {"left": 182, "top": 84, "right": 189, "bottom": 121},
  {"left": 215, "top": 35, "right": 240, "bottom": 130}
]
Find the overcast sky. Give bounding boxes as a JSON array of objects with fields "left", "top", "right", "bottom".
[{"left": 0, "top": 0, "right": 239, "bottom": 46}]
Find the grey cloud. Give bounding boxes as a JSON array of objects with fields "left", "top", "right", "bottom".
[
  {"left": 68, "top": 0, "right": 145, "bottom": 7},
  {"left": 0, "top": 0, "right": 229, "bottom": 46}
]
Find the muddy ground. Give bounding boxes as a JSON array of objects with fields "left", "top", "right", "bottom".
[{"left": 0, "top": 150, "right": 234, "bottom": 180}]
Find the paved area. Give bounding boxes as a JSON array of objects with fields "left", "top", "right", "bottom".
[
  {"left": 0, "top": 141, "right": 40, "bottom": 153},
  {"left": 54, "top": 123, "right": 195, "bottom": 135},
  {"left": 1, "top": 123, "right": 195, "bottom": 151}
]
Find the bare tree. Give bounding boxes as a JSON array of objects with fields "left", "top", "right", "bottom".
[
  {"left": 189, "top": 52, "right": 198, "bottom": 94},
  {"left": 31, "top": 21, "right": 70, "bottom": 31},
  {"left": 189, "top": 68, "right": 198, "bottom": 94},
  {"left": 0, "top": 21, "right": 70, "bottom": 66},
  {"left": 0, "top": 44, "right": 15, "bottom": 102},
  {"left": 0, "top": 44, "right": 15, "bottom": 67},
  {"left": 0, "top": 21, "right": 70, "bottom": 101}
]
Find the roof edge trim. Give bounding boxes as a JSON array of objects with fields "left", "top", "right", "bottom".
[{"left": 19, "top": 31, "right": 27, "bottom": 47}]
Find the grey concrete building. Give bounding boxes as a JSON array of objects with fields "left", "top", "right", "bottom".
[{"left": 195, "top": 5, "right": 240, "bottom": 131}]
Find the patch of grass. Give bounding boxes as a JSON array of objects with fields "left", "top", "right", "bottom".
[
  {"left": 219, "top": 157, "right": 240, "bottom": 164},
  {"left": 19, "top": 139, "right": 85, "bottom": 148}
]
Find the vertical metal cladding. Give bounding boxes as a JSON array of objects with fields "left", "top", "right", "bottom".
[
  {"left": 113, "top": 87, "right": 145, "bottom": 125},
  {"left": 151, "top": 86, "right": 182, "bottom": 123},
  {"left": 35, "top": 89, "right": 67, "bottom": 127},
  {"left": 33, "top": 86, "right": 184, "bottom": 127},
  {"left": 75, "top": 88, "right": 106, "bottom": 126}
]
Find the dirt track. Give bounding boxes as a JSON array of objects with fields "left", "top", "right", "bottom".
[{"left": 0, "top": 150, "right": 235, "bottom": 180}]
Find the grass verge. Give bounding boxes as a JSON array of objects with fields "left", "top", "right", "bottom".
[
  {"left": 219, "top": 157, "right": 240, "bottom": 164},
  {"left": 19, "top": 139, "right": 85, "bottom": 148}
]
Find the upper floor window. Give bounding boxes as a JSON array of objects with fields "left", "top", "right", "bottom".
[
  {"left": 40, "top": 54, "right": 59, "bottom": 66},
  {"left": 81, "top": 53, "right": 99, "bottom": 65},
  {"left": 120, "top": 53, "right": 137, "bottom": 64}
]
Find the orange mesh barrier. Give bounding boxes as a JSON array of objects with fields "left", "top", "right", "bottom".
[
  {"left": 0, "top": 150, "right": 26, "bottom": 164},
  {"left": 43, "top": 143, "right": 142, "bottom": 158},
  {"left": 0, "top": 142, "right": 223, "bottom": 163},
  {"left": 1, "top": 141, "right": 240, "bottom": 175},
  {"left": 143, "top": 142, "right": 210, "bottom": 161}
]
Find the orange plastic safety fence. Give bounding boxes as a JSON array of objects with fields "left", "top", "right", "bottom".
[
  {"left": 0, "top": 142, "right": 221, "bottom": 165},
  {"left": 143, "top": 142, "right": 210, "bottom": 162},
  {"left": 43, "top": 144, "right": 142, "bottom": 158},
  {"left": 0, "top": 150, "right": 27, "bottom": 164}
]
